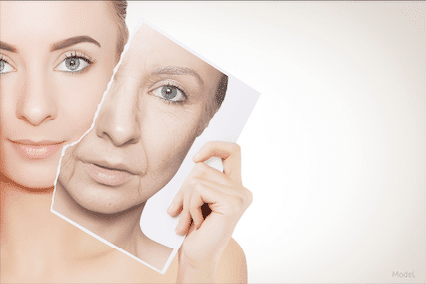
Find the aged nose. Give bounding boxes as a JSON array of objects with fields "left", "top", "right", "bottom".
[
  {"left": 16, "top": 68, "right": 57, "bottom": 126},
  {"left": 95, "top": 80, "right": 141, "bottom": 147}
]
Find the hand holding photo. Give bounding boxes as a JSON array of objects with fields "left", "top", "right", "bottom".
[{"left": 51, "top": 20, "right": 259, "bottom": 275}]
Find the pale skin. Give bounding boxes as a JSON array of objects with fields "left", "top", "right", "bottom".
[
  {"left": 1, "top": 143, "right": 249, "bottom": 283},
  {"left": 173, "top": 142, "right": 253, "bottom": 283},
  {"left": 1, "top": 2, "right": 251, "bottom": 283},
  {"left": 0, "top": 1, "right": 119, "bottom": 189},
  {"left": 53, "top": 24, "right": 251, "bottom": 280}
]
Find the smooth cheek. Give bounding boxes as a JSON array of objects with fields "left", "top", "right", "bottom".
[
  {"left": 0, "top": 61, "right": 116, "bottom": 189},
  {"left": 1, "top": 154, "right": 60, "bottom": 189},
  {"left": 0, "top": 75, "right": 19, "bottom": 136},
  {"left": 1, "top": 76, "right": 59, "bottom": 188}
]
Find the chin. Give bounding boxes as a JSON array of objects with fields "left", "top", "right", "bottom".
[
  {"left": 2, "top": 165, "right": 57, "bottom": 191},
  {"left": 1, "top": 146, "right": 62, "bottom": 191},
  {"left": 83, "top": 202, "right": 143, "bottom": 217},
  {"left": 75, "top": 197, "right": 143, "bottom": 217},
  {"left": 64, "top": 182, "right": 143, "bottom": 216}
]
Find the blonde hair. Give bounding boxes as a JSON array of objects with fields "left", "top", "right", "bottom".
[{"left": 108, "top": 0, "right": 129, "bottom": 57}]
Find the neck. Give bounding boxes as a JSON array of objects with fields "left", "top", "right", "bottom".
[
  {"left": 0, "top": 178, "right": 112, "bottom": 274},
  {"left": 53, "top": 181, "right": 149, "bottom": 255}
]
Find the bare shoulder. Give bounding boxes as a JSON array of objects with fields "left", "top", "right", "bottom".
[{"left": 216, "top": 238, "right": 248, "bottom": 283}]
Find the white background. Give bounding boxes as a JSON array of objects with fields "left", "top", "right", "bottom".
[{"left": 126, "top": 2, "right": 425, "bottom": 283}]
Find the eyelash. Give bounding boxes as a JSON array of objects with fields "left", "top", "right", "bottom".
[
  {"left": 153, "top": 82, "right": 188, "bottom": 104},
  {"left": 58, "top": 51, "right": 94, "bottom": 74},
  {"left": 63, "top": 51, "right": 92, "bottom": 61},
  {"left": 0, "top": 54, "right": 15, "bottom": 73},
  {"left": 0, "top": 54, "right": 9, "bottom": 63},
  {"left": 0, "top": 52, "right": 94, "bottom": 76}
]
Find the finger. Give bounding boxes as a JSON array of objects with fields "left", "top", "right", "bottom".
[
  {"left": 189, "top": 187, "right": 206, "bottom": 230},
  {"left": 175, "top": 187, "right": 193, "bottom": 235},
  {"left": 193, "top": 183, "right": 251, "bottom": 220},
  {"left": 186, "top": 220, "right": 197, "bottom": 236},
  {"left": 193, "top": 141, "right": 242, "bottom": 182},
  {"left": 191, "top": 162, "right": 233, "bottom": 188},
  {"left": 168, "top": 173, "right": 200, "bottom": 216},
  {"left": 190, "top": 182, "right": 229, "bottom": 215},
  {"left": 168, "top": 187, "right": 184, "bottom": 216},
  {"left": 175, "top": 210, "right": 191, "bottom": 236},
  {"left": 191, "top": 174, "right": 247, "bottom": 202}
]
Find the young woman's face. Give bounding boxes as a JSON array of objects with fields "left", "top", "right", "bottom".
[
  {"left": 58, "top": 24, "right": 223, "bottom": 215},
  {"left": 0, "top": 2, "right": 120, "bottom": 189}
]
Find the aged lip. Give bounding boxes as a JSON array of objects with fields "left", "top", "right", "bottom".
[
  {"left": 83, "top": 162, "right": 133, "bottom": 187},
  {"left": 9, "top": 139, "right": 64, "bottom": 160}
]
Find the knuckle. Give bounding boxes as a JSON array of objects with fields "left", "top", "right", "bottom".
[
  {"left": 187, "top": 177, "right": 198, "bottom": 188},
  {"left": 193, "top": 182, "right": 205, "bottom": 193},
  {"left": 225, "top": 196, "right": 244, "bottom": 216},
  {"left": 181, "top": 210, "right": 191, "bottom": 220},
  {"left": 189, "top": 206, "right": 197, "bottom": 218},
  {"left": 186, "top": 176, "right": 204, "bottom": 191},
  {"left": 205, "top": 141, "right": 216, "bottom": 148},
  {"left": 230, "top": 143, "right": 241, "bottom": 154},
  {"left": 245, "top": 188, "right": 253, "bottom": 206},
  {"left": 193, "top": 162, "right": 208, "bottom": 175}
]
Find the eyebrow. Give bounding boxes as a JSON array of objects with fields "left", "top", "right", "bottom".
[
  {"left": 154, "top": 66, "right": 204, "bottom": 85},
  {"left": 0, "top": 41, "right": 17, "bottom": 53},
  {"left": 51, "top": 36, "right": 101, "bottom": 51}
]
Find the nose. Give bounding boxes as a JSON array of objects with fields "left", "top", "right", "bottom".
[
  {"left": 16, "top": 68, "right": 57, "bottom": 126},
  {"left": 95, "top": 80, "right": 141, "bottom": 147}
]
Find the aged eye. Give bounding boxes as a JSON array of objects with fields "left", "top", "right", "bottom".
[
  {"left": 153, "top": 85, "right": 186, "bottom": 103},
  {"left": 55, "top": 54, "right": 92, "bottom": 73},
  {"left": 0, "top": 57, "right": 15, "bottom": 75}
]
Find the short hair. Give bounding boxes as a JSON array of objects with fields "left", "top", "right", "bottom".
[{"left": 214, "top": 73, "right": 228, "bottom": 111}]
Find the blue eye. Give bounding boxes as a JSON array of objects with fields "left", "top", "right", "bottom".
[
  {"left": 55, "top": 54, "right": 92, "bottom": 73},
  {"left": 153, "top": 85, "right": 186, "bottom": 103},
  {"left": 0, "top": 57, "right": 15, "bottom": 75}
]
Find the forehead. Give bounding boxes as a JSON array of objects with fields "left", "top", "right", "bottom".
[
  {"left": 121, "top": 24, "right": 221, "bottom": 86},
  {"left": 0, "top": 2, "right": 116, "bottom": 48}
]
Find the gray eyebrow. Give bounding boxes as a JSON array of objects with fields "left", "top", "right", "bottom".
[
  {"left": 0, "top": 41, "right": 17, "bottom": 53},
  {"left": 154, "top": 66, "right": 204, "bottom": 85},
  {"left": 51, "top": 36, "right": 101, "bottom": 51}
]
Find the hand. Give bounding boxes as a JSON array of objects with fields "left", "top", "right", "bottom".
[{"left": 167, "top": 141, "right": 252, "bottom": 282}]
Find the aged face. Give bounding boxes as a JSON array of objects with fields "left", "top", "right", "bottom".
[
  {"left": 0, "top": 2, "right": 120, "bottom": 189},
  {"left": 57, "top": 24, "right": 223, "bottom": 215}
]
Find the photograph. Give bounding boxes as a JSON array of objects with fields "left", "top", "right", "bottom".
[
  {"left": 1, "top": 1, "right": 425, "bottom": 283},
  {"left": 51, "top": 20, "right": 259, "bottom": 274}
]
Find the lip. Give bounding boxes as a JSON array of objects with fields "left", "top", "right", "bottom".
[
  {"left": 83, "top": 162, "right": 134, "bottom": 187},
  {"left": 9, "top": 139, "right": 64, "bottom": 160}
]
